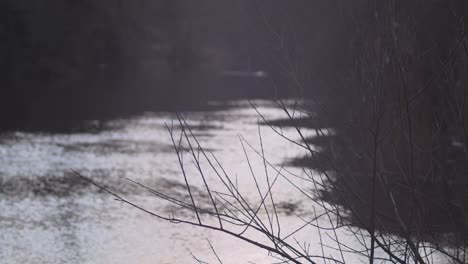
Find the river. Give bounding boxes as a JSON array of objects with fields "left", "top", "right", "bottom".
[{"left": 0, "top": 100, "right": 449, "bottom": 263}]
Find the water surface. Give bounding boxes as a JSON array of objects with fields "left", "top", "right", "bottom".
[{"left": 0, "top": 100, "right": 449, "bottom": 263}]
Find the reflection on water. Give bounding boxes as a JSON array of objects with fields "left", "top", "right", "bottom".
[
  {"left": 0, "top": 100, "right": 316, "bottom": 264},
  {"left": 0, "top": 100, "right": 453, "bottom": 263}
]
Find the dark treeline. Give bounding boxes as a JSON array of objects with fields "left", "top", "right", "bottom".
[
  {"left": 1, "top": 0, "right": 353, "bottom": 132},
  {"left": 0, "top": 1, "right": 264, "bottom": 131},
  {"left": 3, "top": 0, "right": 467, "bottom": 137},
  {"left": 1, "top": 0, "right": 181, "bottom": 131}
]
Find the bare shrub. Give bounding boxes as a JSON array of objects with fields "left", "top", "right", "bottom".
[{"left": 77, "top": 1, "right": 468, "bottom": 263}]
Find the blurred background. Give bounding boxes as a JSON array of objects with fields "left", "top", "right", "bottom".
[{"left": 0, "top": 0, "right": 346, "bottom": 132}]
